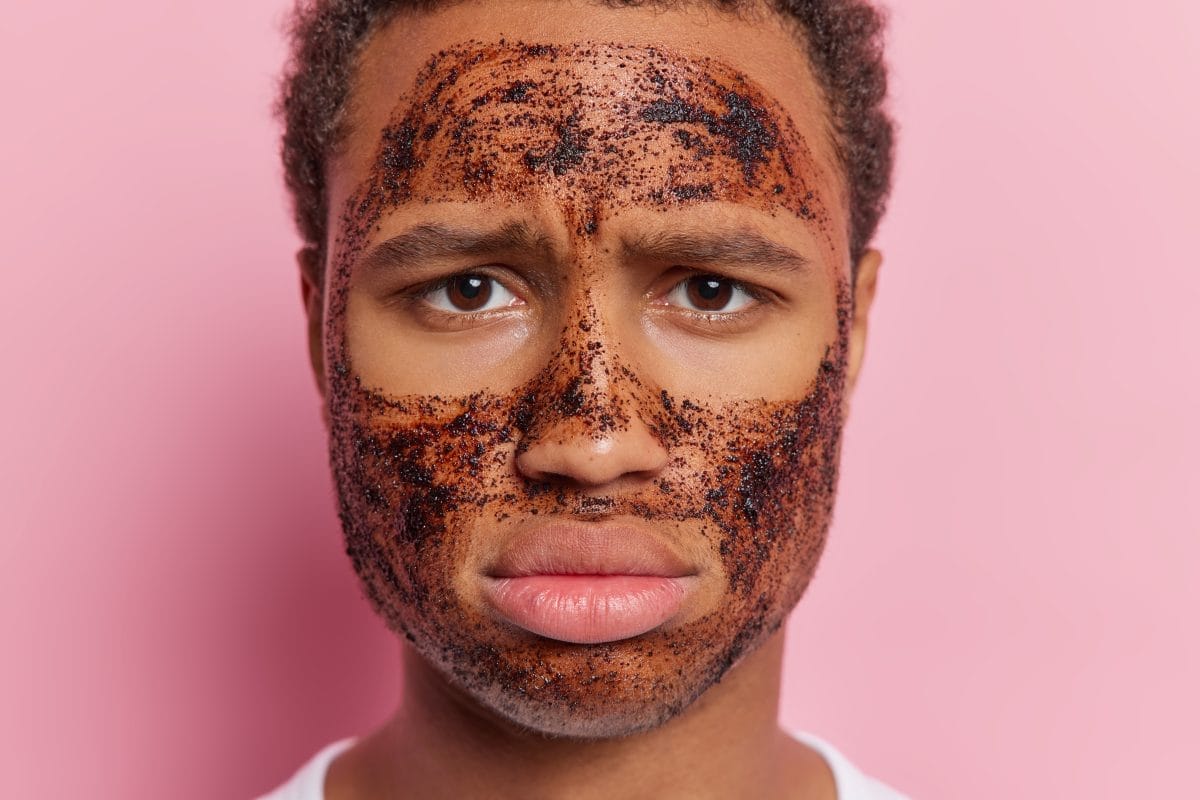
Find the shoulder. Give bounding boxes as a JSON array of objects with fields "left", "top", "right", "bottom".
[
  {"left": 255, "top": 739, "right": 356, "bottom": 800},
  {"left": 257, "top": 732, "right": 907, "bottom": 800},
  {"left": 787, "top": 729, "right": 912, "bottom": 800}
]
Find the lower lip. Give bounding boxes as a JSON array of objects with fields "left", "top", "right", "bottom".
[{"left": 481, "top": 575, "right": 693, "bottom": 644}]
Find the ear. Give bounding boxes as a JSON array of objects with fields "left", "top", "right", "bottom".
[
  {"left": 844, "top": 248, "right": 882, "bottom": 407},
  {"left": 297, "top": 245, "right": 330, "bottom": 427}
]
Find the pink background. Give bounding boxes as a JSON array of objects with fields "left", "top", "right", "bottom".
[{"left": 2, "top": 1, "right": 1197, "bottom": 797}]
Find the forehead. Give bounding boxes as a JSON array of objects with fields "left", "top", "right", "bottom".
[{"left": 329, "top": 2, "right": 848, "bottom": 255}]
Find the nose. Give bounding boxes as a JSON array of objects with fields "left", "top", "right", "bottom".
[
  {"left": 514, "top": 330, "right": 668, "bottom": 489},
  {"left": 515, "top": 416, "right": 669, "bottom": 487}
]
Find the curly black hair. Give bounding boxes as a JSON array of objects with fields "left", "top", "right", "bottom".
[{"left": 277, "top": 0, "right": 894, "bottom": 279}]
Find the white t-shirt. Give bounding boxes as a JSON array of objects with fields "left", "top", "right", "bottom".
[{"left": 257, "top": 729, "right": 910, "bottom": 799}]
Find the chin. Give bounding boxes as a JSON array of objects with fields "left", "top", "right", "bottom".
[
  {"left": 480, "top": 688, "right": 690, "bottom": 740},
  {"left": 386, "top": 590, "right": 794, "bottom": 741}
]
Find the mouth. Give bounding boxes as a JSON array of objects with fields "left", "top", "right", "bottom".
[{"left": 480, "top": 520, "right": 700, "bottom": 644}]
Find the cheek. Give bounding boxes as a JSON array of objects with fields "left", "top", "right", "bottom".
[
  {"left": 650, "top": 371, "right": 846, "bottom": 601},
  {"left": 329, "top": 391, "right": 522, "bottom": 633}
]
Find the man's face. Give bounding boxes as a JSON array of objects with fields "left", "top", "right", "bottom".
[{"left": 313, "top": 1, "right": 871, "bottom": 738}]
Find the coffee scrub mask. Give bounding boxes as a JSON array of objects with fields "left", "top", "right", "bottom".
[{"left": 321, "top": 41, "right": 851, "bottom": 737}]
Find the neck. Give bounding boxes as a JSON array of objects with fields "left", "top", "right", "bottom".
[{"left": 338, "top": 629, "right": 800, "bottom": 799}]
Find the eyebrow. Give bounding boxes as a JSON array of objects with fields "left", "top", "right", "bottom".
[
  {"left": 619, "top": 229, "right": 811, "bottom": 273},
  {"left": 357, "top": 221, "right": 559, "bottom": 275}
]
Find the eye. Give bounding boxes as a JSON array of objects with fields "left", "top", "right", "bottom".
[
  {"left": 666, "top": 275, "right": 756, "bottom": 313},
  {"left": 424, "top": 274, "right": 521, "bottom": 313}
]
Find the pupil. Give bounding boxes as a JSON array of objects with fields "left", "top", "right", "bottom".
[
  {"left": 449, "top": 275, "right": 491, "bottom": 310},
  {"left": 458, "top": 276, "right": 485, "bottom": 299},
  {"left": 697, "top": 279, "right": 722, "bottom": 300},
  {"left": 687, "top": 276, "right": 732, "bottom": 310}
]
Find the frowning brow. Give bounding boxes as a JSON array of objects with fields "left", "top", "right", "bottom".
[
  {"left": 620, "top": 230, "right": 810, "bottom": 273},
  {"left": 357, "top": 221, "right": 559, "bottom": 274}
]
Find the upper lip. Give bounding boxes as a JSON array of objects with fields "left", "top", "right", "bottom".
[{"left": 485, "top": 520, "right": 696, "bottom": 578}]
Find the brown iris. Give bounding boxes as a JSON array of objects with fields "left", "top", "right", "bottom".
[
  {"left": 686, "top": 276, "right": 734, "bottom": 311},
  {"left": 446, "top": 275, "right": 491, "bottom": 311}
]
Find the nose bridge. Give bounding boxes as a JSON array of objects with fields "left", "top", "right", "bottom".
[
  {"left": 512, "top": 279, "right": 668, "bottom": 487},
  {"left": 551, "top": 288, "right": 630, "bottom": 430}
]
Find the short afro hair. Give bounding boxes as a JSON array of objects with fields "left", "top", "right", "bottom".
[{"left": 276, "top": 0, "right": 895, "bottom": 278}]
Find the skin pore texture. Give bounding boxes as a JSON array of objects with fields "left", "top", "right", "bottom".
[{"left": 304, "top": 3, "right": 881, "bottom": 798}]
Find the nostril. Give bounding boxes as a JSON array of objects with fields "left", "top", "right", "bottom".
[{"left": 515, "top": 424, "right": 668, "bottom": 488}]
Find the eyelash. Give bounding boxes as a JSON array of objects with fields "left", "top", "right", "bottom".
[
  {"left": 662, "top": 275, "right": 763, "bottom": 316},
  {"left": 403, "top": 271, "right": 768, "bottom": 323}
]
